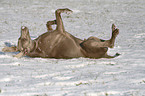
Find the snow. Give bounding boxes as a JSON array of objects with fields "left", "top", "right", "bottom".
[{"left": 0, "top": 0, "right": 145, "bottom": 96}]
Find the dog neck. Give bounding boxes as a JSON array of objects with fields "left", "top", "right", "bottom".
[{"left": 27, "top": 40, "right": 35, "bottom": 53}]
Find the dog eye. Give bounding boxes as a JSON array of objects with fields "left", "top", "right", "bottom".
[{"left": 18, "top": 37, "right": 21, "bottom": 40}]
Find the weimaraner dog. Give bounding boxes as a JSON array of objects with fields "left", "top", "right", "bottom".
[{"left": 2, "top": 8, "right": 120, "bottom": 59}]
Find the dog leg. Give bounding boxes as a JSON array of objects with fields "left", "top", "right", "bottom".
[
  {"left": 46, "top": 20, "right": 56, "bottom": 31},
  {"left": 13, "top": 51, "right": 24, "bottom": 58},
  {"left": 2, "top": 46, "right": 18, "bottom": 52},
  {"left": 99, "top": 24, "right": 119, "bottom": 48},
  {"left": 107, "top": 24, "right": 119, "bottom": 48},
  {"left": 55, "top": 8, "right": 73, "bottom": 32}
]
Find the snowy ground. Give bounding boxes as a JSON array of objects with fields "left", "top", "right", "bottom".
[{"left": 0, "top": 0, "right": 145, "bottom": 96}]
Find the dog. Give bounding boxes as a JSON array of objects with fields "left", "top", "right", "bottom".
[{"left": 2, "top": 8, "right": 120, "bottom": 59}]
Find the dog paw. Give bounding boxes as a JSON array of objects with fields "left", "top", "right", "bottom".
[
  {"left": 113, "top": 29, "right": 119, "bottom": 37},
  {"left": 112, "top": 24, "right": 116, "bottom": 31},
  {"left": 56, "top": 8, "right": 73, "bottom": 14},
  {"left": 65, "top": 8, "right": 73, "bottom": 15}
]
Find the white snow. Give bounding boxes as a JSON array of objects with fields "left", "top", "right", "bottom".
[{"left": 0, "top": 0, "right": 145, "bottom": 96}]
